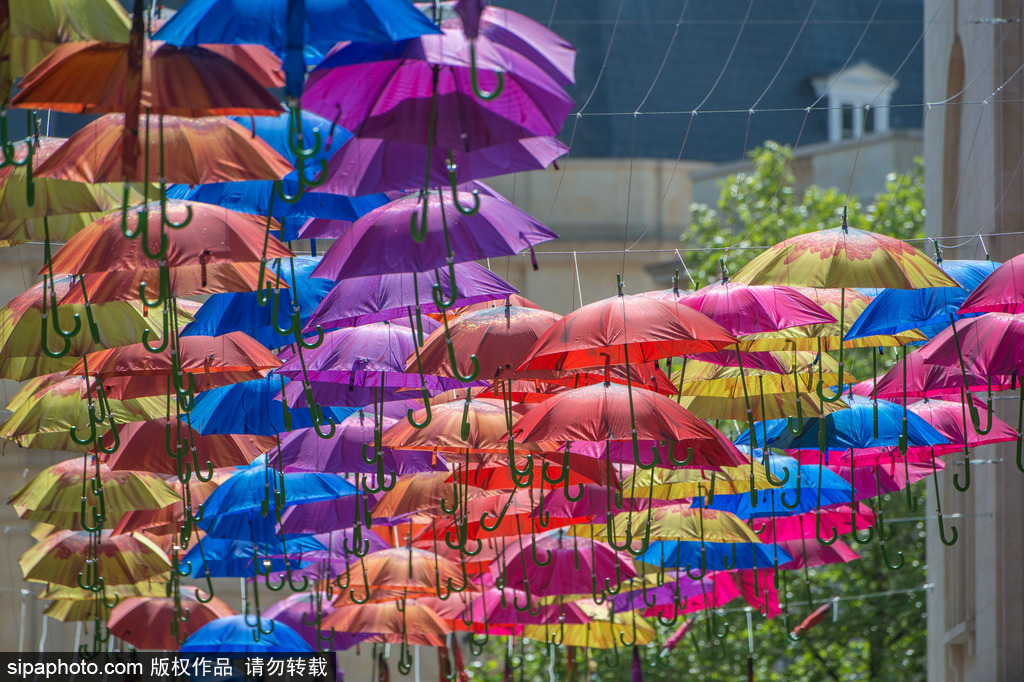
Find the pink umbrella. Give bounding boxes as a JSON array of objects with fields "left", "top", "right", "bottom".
[
  {"left": 750, "top": 505, "right": 875, "bottom": 543},
  {"left": 958, "top": 253, "right": 1024, "bottom": 314},
  {"left": 673, "top": 282, "right": 836, "bottom": 337},
  {"left": 777, "top": 538, "right": 860, "bottom": 570},
  {"left": 917, "top": 312, "right": 1024, "bottom": 378},
  {"left": 850, "top": 351, "right": 1015, "bottom": 402},
  {"left": 496, "top": 528, "right": 638, "bottom": 603}
]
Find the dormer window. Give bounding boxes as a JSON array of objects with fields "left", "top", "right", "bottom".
[{"left": 812, "top": 62, "right": 898, "bottom": 143}]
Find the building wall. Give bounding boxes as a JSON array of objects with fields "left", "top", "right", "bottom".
[{"left": 924, "top": 1, "right": 1024, "bottom": 680}]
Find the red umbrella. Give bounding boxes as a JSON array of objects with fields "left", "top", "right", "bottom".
[
  {"left": 518, "top": 292, "right": 737, "bottom": 372},
  {"left": 790, "top": 601, "right": 836, "bottom": 638},
  {"left": 102, "top": 418, "right": 271, "bottom": 475},
  {"left": 510, "top": 382, "right": 748, "bottom": 469},
  {"left": 109, "top": 587, "right": 235, "bottom": 650}
]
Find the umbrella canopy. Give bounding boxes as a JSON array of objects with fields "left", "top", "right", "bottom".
[
  {"left": 322, "top": 601, "right": 451, "bottom": 636},
  {"left": 180, "top": 615, "right": 312, "bottom": 653},
  {"left": 958, "top": 253, "right": 1024, "bottom": 314},
  {"left": 511, "top": 382, "right": 748, "bottom": 468},
  {"left": 675, "top": 282, "right": 836, "bottom": 336},
  {"left": 312, "top": 189, "right": 558, "bottom": 281},
  {"left": 9, "top": 457, "right": 179, "bottom": 529},
  {"left": 109, "top": 587, "right": 235, "bottom": 651},
  {"left": 34, "top": 114, "right": 294, "bottom": 184},
  {"left": 47, "top": 201, "right": 293, "bottom": 275},
  {"left": 916, "top": 312, "right": 1024, "bottom": 377},
  {"left": 731, "top": 225, "right": 958, "bottom": 289},
  {"left": 518, "top": 293, "right": 737, "bottom": 371},
  {"left": 306, "top": 264, "right": 518, "bottom": 331},
  {"left": 851, "top": 350, "right": 1016, "bottom": 402},
  {"left": 263, "top": 593, "right": 369, "bottom": 651},
  {"left": 317, "top": 135, "right": 568, "bottom": 195},
  {"left": 11, "top": 40, "right": 283, "bottom": 117},
  {"left": 102, "top": 418, "right": 273, "bottom": 475},
  {"left": 304, "top": 27, "right": 573, "bottom": 150},
  {"left": 498, "top": 530, "right": 638, "bottom": 597},
  {"left": 19, "top": 530, "right": 171, "bottom": 587},
  {"left": 0, "top": 277, "right": 194, "bottom": 381}
]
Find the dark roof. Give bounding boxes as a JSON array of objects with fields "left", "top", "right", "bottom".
[{"left": 505, "top": 0, "right": 924, "bottom": 161}]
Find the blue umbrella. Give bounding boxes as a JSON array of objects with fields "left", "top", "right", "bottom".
[
  {"left": 154, "top": 0, "right": 441, "bottom": 95},
  {"left": 198, "top": 455, "right": 358, "bottom": 540},
  {"left": 735, "top": 395, "right": 948, "bottom": 455},
  {"left": 708, "top": 455, "right": 852, "bottom": 518},
  {"left": 187, "top": 374, "right": 359, "bottom": 436},
  {"left": 181, "top": 257, "right": 335, "bottom": 347},
  {"left": 182, "top": 536, "right": 325, "bottom": 578},
  {"left": 846, "top": 259, "right": 1001, "bottom": 342},
  {"left": 180, "top": 614, "right": 313, "bottom": 653},
  {"left": 636, "top": 541, "right": 790, "bottom": 573}
]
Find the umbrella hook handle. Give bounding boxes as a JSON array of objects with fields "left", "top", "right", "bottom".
[
  {"left": 662, "top": 441, "right": 694, "bottom": 467},
  {"left": 447, "top": 151, "right": 481, "bottom": 215},
  {"left": 38, "top": 274, "right": 81, "bottom": 359},
  {"left": 277, "top": 102, "right": 328, "bottom": 204},
  {"left": 931, "top": 448, "right": 958, "bottom": 546},
  {"left": 763, "top": 450, "right": 789, "bottom": 487},
  {"left": 509, "top": 452, "right": 535, "bottom": 488},
  {"left": 779, "top": 477, "right": 801, "bottom": 510},
  {"left": 469, "top": 42, "right": 505, "bottom": 100},
  {"left": 480, "top": 493, "right": 515, "bottom": 533},
  {"left": 816, "top": 295, "right": 847, "bottom": 403}
]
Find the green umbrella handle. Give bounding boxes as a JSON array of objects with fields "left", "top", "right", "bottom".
[
  {"left": 931, "top": 448, "right": 958, "bottom": 546},
  {"left": 469, "top": 41, "right": 504, "bottom": 100},
  {"left": 447, "top": 150, "right": 481, "bottom": 215}
]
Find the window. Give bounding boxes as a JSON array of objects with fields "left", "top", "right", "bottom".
[{"left": 811, "top": 62, "right": 897, "bottom": 143}]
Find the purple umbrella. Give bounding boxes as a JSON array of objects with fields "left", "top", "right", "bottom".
[
  {"left": 311, "top": 189, "right": 558, "bottom": 283},
  {"left": 269, "top": 410, "right": 448, "bottom": 475},
  {"left": 437, "top": 2, "right": 577, "bottom": 88},
  {"left": 304, "top": 262, "right": 518, "bottom": 332},
  {"left": 264, "top": 592, "right": 371, "bottom": 651},
  {"left": 302, "top": 27, "right": 574, "bottom": 151},
  {"left": 612, "top": 577, "right": 714, "bottom": 612},
  {"left": 314, "top": 135, "right": 568, "bottom": 196}
]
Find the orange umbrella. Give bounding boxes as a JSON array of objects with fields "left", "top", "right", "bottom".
[
  {"left": 84, "top": 369, "right": 273, "bottom": 401},
  {"left": 322, "top": 600, "right": 452, "bottom": 636},
  {"left": 383, "top": 397, "right": 555, "bottom": 455},
  {"left": 340, "top": 548, "right": 474, "bottom": 597},
  {"left": 10, "top": 40, "right": 282, "bottom": 117},
  {"left": 109, "top": 587, "right": 235, "bottom": 651},
  {"left": 372, "top": 473, "right": 497, "bottom": 519},
  {"left": 69, "top": 332, "right": 281, "bottom": 379},
  {"left": 59, "top": 263, "right": 288, "bottom": 305},
  {"left": 34, "top": 114, "right": 293, "bottom": 185}
]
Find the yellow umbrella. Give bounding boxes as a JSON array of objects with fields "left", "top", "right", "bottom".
[
  {"left": 621, "top": 463, "right": 776, "bottom": 501},
  {"left": 522, "top": 608, "right": 656, "bottom": 648},
  {"left": 7, "top": 0, "right": 130, "bottom": 83},
  {"left": 39, "top": 580, "right": 168, "bottom": 600},
  {"left": 576, "top": 505, "right": 761, "bottom": 545},
  {"left": 9, "top": 457, "right": 179, "bottom": 529},
  {"left": 19, "top": 530, "right": 171, "bottom": 588},
  {"left": 0, "top": 372, "right": 166, "bottom": 451}
]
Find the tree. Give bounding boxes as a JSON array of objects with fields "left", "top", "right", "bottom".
[{"left": 464, "top": 143, "right": 930, "bottom": 682}]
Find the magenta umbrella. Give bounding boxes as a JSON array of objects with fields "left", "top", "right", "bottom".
[
  {"left": 314, "top": 135, "right": 568, "bottom": 196},
  {"left": 496, "top": 529, "right": 638, "bottom": 603},
  {"left": 304, "top": 263, "right": 518, "bottom": 332},
  {"left": 303, "top": 26, "right": 573, "bottom": 151},
  {"left": 750, "top": 505, "right": 875, "bottom": 543},
  {"left": 850, "top": 350, "right": 1015, "bottom": 402},
  {"left": 673, "top": 282, "right": 836, "bottom": 337},
  {"left": 269, "top": 410, "right": 447, "bottom": 475},
  {"left": 777, "top": 538, "right": 859, "bottom": 570},
  {"left": 958, "top": 253, "right": 1024, "bottom": 314},
  {"left": 917, "top": 312, "right": 1024, "bottom": 378},
  {"left": 311, "top": 188, "right": 558, "bottom": 282}
]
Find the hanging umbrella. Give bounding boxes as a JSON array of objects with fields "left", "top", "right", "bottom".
[
  {"left": 102, "top": 418, "right": 273, "bottom": 475},
  {"left": 109, "top": 587, "right": 235, "bottom": 651},
  {"left": 263, "top": 593, "right": 369, "bottom": 651},
  {"left": 34, "top": 114, "right": 293, "bottom": 184},
  {"left": 851, "top": 350, "right": 1015, "bottom": 402},
  {"left": 958, "top": 252, "right": 1024, "bottom": 314},
  {"left": 674, "top": 282, "right": 836, "bottom": 336},
  {"left": 8, "top": 457, "right": 179, "bottom": 529},
  {"left": 179, "top": 536, "right": 325, "bottom": 578},
  {"left": 317, "top": 135, "right": 568, "bottom": 196},
  {"left": 706, "top": 456, "right": 853, "bottom": 517},
  {"left": 311, "top": 189, "right": 558, "bottom": 281},
  {"left": 511, "top": 382, "right": 748, "bottom": 469},
  {"left": 271, "top": 411, "right": 445, "bottom": 475},
  {"left": 303, "top": 26, "right": 572, "bottom": 150},
  {"left": 0, "top": 373, "right": 165, "bottom": 450},
  {"left": 498, "top": 529, "right": 638, "bottom": 598},
  {"left": 19, "top": 530, "right": 171, "bottom": 588},
  {"left": 180, "top": 615, "right": 313, "bottom": 653},
  {"left": 0, "top": 277, "right": 195, "bottom": 380},
  {"left": 322, "top": 601, "right": 451, "bottom": 638},
  {"left": 10, "top": 41, "right": 283, "bottom": 117},
  {"left": 917, "top": 312, "right": 1024, "bottom": 379},
  {"left": 521, "top": 610, "right": 656, "bottom": 649},
  {"left": 305, "top": 264, "right": 518, "bottom": 332}
]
